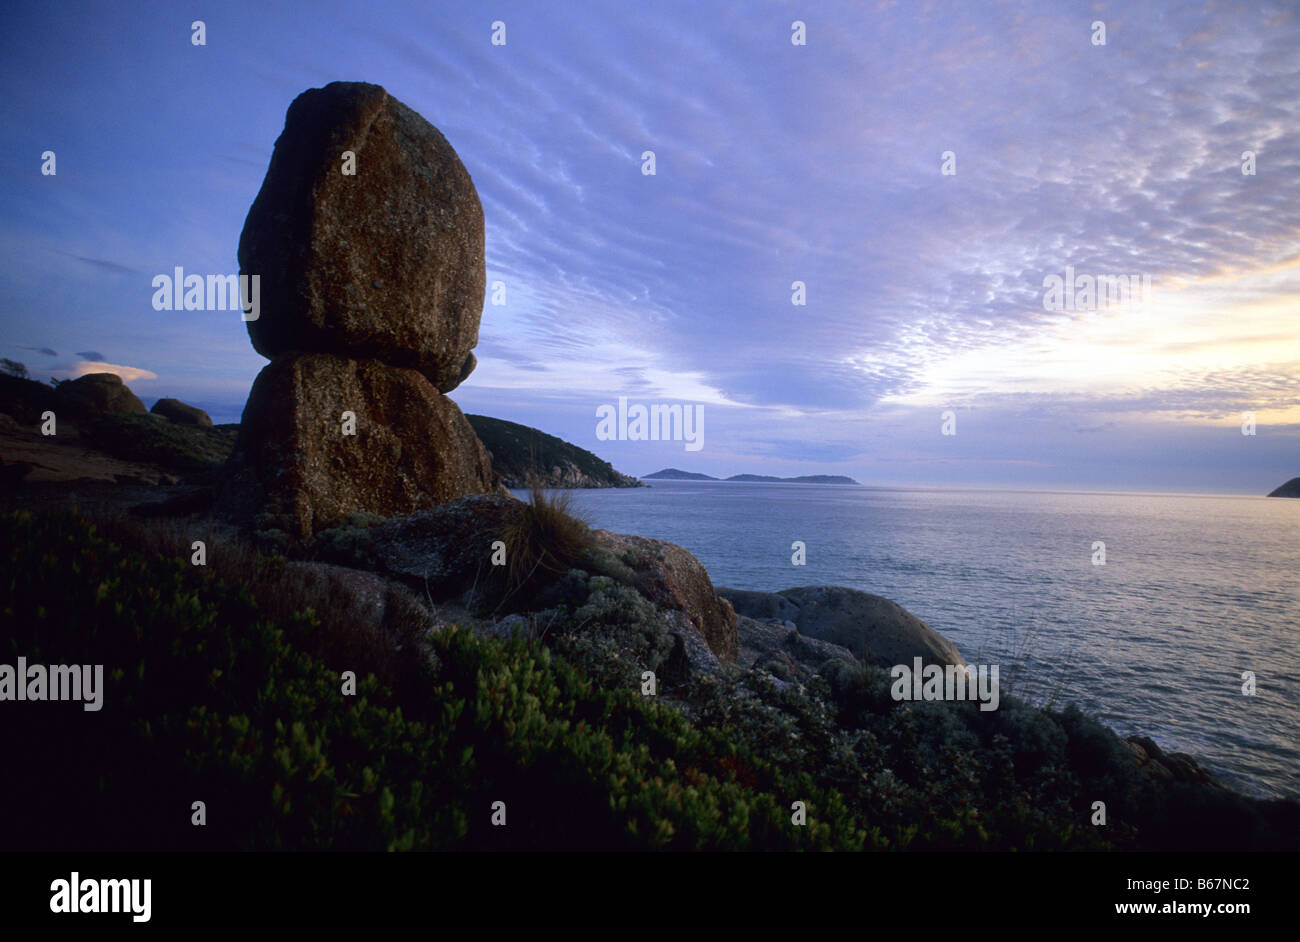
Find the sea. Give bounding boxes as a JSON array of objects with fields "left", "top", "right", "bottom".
[{"left": 547, "top": 482, "right": 1300, "bottom": 801}]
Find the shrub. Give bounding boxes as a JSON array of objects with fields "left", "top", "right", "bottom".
[
  {"left": 314, "top": 512, "right": 386, "bottom": 568},
  {"left": 0, "top": 510, "right": 859, "bottom": 851},
  {"left": 4, "top": 508, "right": 1292, "bottom": 852},
  {"left": 1, "top": 358, "right": 28, "bottom": 379},
  {"left": 531, "top": 569, "right": 677, "bottom": 689},
  {"left": 87, "top": 413, "right": 236, "bottom": 471}
]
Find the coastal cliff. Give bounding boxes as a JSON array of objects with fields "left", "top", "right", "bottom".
[{"left": 467, "top": 414, "right": 642, "bottom": 489}]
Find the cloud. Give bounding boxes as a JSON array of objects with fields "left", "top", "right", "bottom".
[
  {"left": 66, "top": 361, "right": 157, "bottom": 383},
  {"left": 59, "top": 253, "right": 141, "bottom": 276},
  {"left": 75, "top": 350, "right": 106, "bottom": 361}
]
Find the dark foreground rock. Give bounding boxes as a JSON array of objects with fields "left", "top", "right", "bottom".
[
  {"left": 1125, "top": 735, "right": 1217, "bottom": 786},
  {"left": 300, "top": 487, "right": 735, "bottom": 667},
  {"left": 362, "top": 492, "right": 523, "bottom": 600},
  {"left": 238, "top": 80, "right": 485, "bottom": 392},
  {"left": 719, "top": 584, "right": 965, "bottom": 668},
  {"left": 735, "top": 613, "right": 857, "bottom": 684}
]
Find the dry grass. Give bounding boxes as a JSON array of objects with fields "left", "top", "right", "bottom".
[
  {"left": 493, "top": 484, "right": 594, "bottom": 611},
  {"left": 974, "top": 607, "right": 1077, "bottom": 711}
]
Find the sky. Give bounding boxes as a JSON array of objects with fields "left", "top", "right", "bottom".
[{"left": 1, "top": 0, "right": 1297, "bottom": 493}]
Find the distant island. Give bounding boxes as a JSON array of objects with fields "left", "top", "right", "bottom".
[
  {"left": 644, "top": 467, "right": 861, "bottom": 485},
  {"left": 1267, "top": 477, "right": 1300, "bottom": 498}
]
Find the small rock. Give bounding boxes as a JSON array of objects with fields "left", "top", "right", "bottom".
[{"left": 151, "top": 397, "right": 213, "bottom": 427}]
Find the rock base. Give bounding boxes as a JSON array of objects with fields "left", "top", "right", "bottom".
[{"left": 222, "top": 353, "right": 499, "bottom": 538}]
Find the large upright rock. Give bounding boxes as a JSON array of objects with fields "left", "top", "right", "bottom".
[
  {"left": 238, "top": 81, "right": 485, "bottom": 393},
  {"left": 229, "top": 353, "right": 499, "bottom": 537},
  {"left": 220, "top": 82, "right": 504, "bottom": 538}
]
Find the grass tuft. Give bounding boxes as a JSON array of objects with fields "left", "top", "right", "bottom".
[{"left": 493, "top": 486, "right": 594, "bottom": 610}]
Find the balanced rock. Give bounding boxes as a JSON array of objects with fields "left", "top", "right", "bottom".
[
  {"left": 228, "top": 353, "right": 499, "bottom": 537},
  {"left": 54, "top": 372, "right": 146, "bottom": 419},
  {"left": 238, "top": 81, "right": 485, "bottom": 392},
  {"left": 150, "top": 397, "right": 213, "bottom": 427}
]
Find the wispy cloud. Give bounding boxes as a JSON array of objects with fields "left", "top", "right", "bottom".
[
  {"left": 65, "top": 361, "right": 157, "bottom": 383},
  {"left": 58, "top": 253, "right": 142, "bottom": 276}
]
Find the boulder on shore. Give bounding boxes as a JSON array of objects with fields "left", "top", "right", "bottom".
[
  {"left": 238, "top": 81, "right": 485, "bottom": 393},
  {"left": 54, "top": 373, "right": 146, "bottom": 420},
  {"left": 735, "top": 613, "right": 857, "bottom": 684},
  {"left": 150, "top": 397, "right": 213, "bottom": 427},
  {"left": 718, "top": 584, "right": 965, "bottom": 669},
  {"left": 594, "top": 530, "right": 738, "bottom": 662}
]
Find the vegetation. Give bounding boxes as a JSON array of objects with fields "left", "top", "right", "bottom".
[
  {"left": 1, "top": 510, "right": 850, "bottom": 850},
  {"left": 0, "top": 371, "right": 56, "bottom": 424},
  {"left": 312, "top": 512, "right": 388, "bottom": 569},
  {"left": 491, "top": 487, "right": 595, "bottom": 610},
  {"left": 1, "top": 358, "right": 28, "bottom": 379},
  {"left": 466, "top": 414, "right": 641, "bottom": 489},
  {"left": 87, "top": 414, "right": 237, "bottom": 471},
  {"left": 2, "top": 508, "right": 1294, "bottom": 851},
  {"left": 0, "top": 371, "right": 235, "bottom": 474}
]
